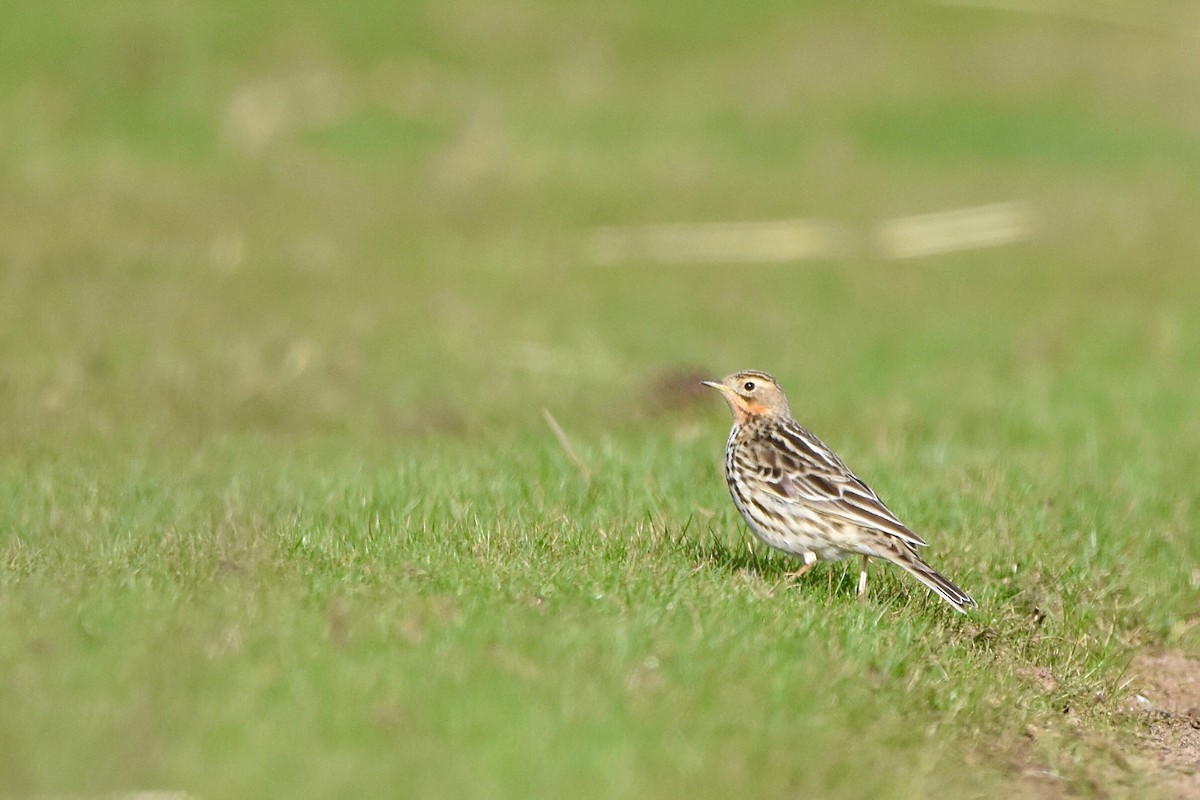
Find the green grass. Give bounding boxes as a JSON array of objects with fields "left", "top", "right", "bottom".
[{"left": 2, "top": 1, "right": 1200, "bottom": 797}]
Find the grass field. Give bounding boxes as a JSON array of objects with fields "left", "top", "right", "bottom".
[{"left": 3, "top": 1, "right": 1200, "bottom": 797}]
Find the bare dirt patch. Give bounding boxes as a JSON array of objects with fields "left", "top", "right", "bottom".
[
  {"left": 643, "top": 365, "right": 712, "bottom": 416},
  {"left": 1125, "top": 652, "right": 1200, "bottom": 799}
]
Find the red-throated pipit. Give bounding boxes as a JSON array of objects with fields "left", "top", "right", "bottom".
[{"left": 703, "top": 370, "right": 976, "bottom": 613}]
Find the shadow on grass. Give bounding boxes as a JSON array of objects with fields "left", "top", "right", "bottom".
[
  {"left": 671, "top": 526, "right": 864, "bottom": 601},
  {"left": 669, "top": 523, "right": 988, "bottom": 622}
]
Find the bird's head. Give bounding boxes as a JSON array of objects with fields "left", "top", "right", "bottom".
[{"left": 701, "top": 371, "right": 790, "bottom": 424}]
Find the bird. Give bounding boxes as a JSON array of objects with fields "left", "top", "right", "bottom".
[{"left": 702, "top": 370, "right": 976, "bottom": 613}]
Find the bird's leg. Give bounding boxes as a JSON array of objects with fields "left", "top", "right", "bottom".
[
  {"left": 856, "top": 555, "right": 869, "bottom": 599},
  {"left": 785, "top": 563, "right": 815, "bottom": 581},
  {"left": 785, "top": 551, "right": 818, "bottom": 581}
]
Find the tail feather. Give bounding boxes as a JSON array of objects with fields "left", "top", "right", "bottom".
[{"left": 894, "top": 550, "right": 977, "bottom": 614}]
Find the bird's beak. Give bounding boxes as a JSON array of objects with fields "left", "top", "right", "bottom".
[
  {"left": 703, "top": 379, "right": 746, "bottom": 421},
  {"left": 702, "top": 380, "right": 737, "bottom": 402}
]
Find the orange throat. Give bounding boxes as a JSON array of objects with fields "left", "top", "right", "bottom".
[{"left": 731, "top": 399, "right": 768, "bottom": 425}]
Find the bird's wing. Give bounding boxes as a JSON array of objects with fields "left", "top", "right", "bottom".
[{"left": 744, "top": 426, "right": 928, "bottom": 549}]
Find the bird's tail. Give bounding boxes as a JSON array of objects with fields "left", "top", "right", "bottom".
[{"left": 893, "top": 548, "right": 977, "bottom": 614}]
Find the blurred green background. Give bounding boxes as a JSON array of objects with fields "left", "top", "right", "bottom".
[
  {"left": 4, "top": 0, "right": 1198, "bottom": 447},
  {"left": 2, "top": 1, "right": 1200, "bottom": 797}
]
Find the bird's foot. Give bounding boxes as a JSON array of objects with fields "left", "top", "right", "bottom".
[{"left": 784, "top": 552, "right": 818, "bottom": 582}]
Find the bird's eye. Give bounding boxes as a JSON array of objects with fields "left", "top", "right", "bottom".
[{"left": 743, "top": 381, "right": 756, "bottom": 392}]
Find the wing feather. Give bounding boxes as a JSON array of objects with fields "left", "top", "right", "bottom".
[{"left": 743, "top": 425, "right": 928, "bottom": 549}]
